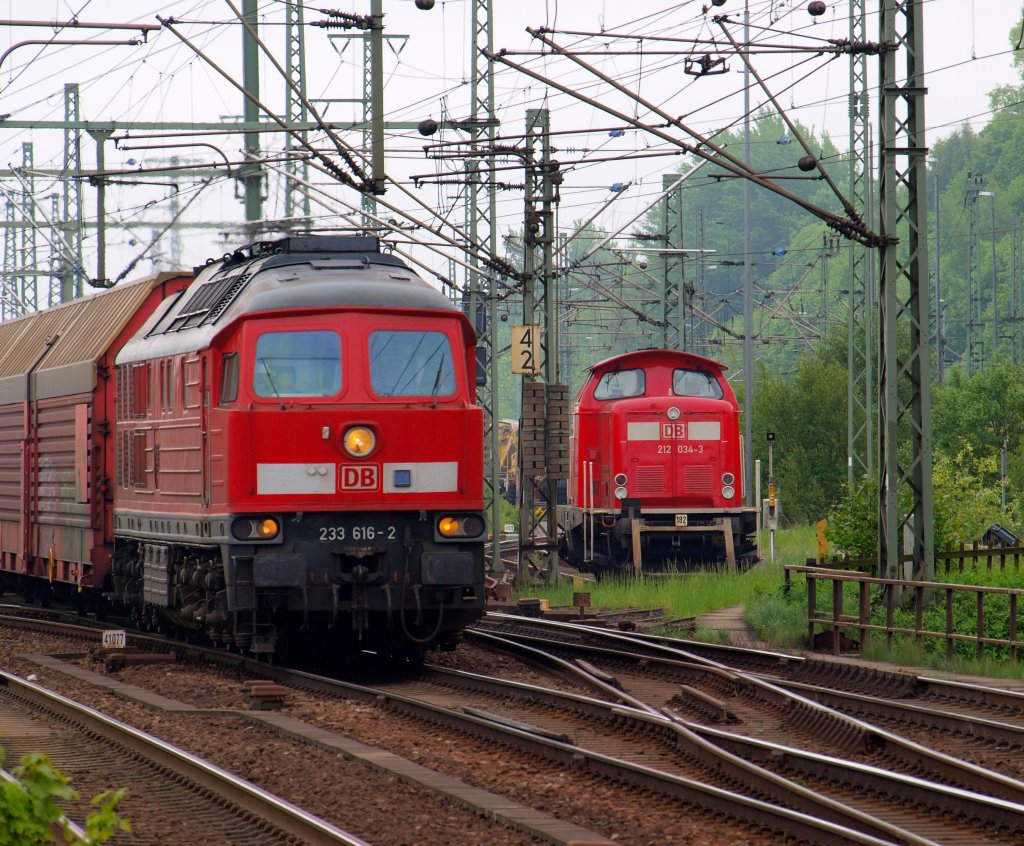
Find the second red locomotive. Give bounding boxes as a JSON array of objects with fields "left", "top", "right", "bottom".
[
  {"left": 560, "top": 349, "right": 757, "bottom": 573},
  {"left": 0, "top": 235, "right": 486, "bottom": 661}
]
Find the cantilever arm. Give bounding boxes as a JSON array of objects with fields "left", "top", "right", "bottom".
[{"left": 0, "top": 38, "right": 141, "bottom": 79}]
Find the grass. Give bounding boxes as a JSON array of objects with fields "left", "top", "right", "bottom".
[
  {"left": 511, "top": 523, "right": 1024, "bottom": 678},
  {"left": 514, "top": 525, "right": 817, "bottom": 641},
  {"left": 854, "top": 632, "right": 1024, "bottom": 679},
  {"left": 514, "top": 560, "right": 789, "bottom": 623}
]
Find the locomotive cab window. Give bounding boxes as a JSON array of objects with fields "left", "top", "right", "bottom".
[
  {"left": 672, "top": 369, "right": 724, "bottom": 399},
  {"left": 220, "top": 352, "right": 239, "bottom": 404},
  {"left": 253, "top": 330, "right": 341, "bottom": 398},
  {"left": 369, "top": 330, "right": 455, "bottom": 398},
  {"left": 593, "top": 368, "right": 645, "bottom": 400}
]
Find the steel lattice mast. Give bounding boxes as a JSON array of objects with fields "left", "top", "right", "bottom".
[
  {"left": 878, "top": 0, "right": 934, "bottom": 580},
  {"left": 965, "top": 172, "right": 984, "bottom": 374},
  {"left": 465, "top": 0, "right": 503, "bottom": 573},
  {"left": 847, "top": 0, "right": 873, "bottom": 482},
  {"left": 58, "top": 83, "right": 84, "bottom": 304},
  {"left": 284, "top": 1, "right": 311, "bottom": 225},
  {"left": 17, "top": 143, "right": 38, "bottom": 315},
  {"left": 661, "top": 174, "right": 686, "bottom": 351}
]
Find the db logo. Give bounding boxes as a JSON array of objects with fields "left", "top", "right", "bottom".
[{"left": 340, "top": 465, "right": 379, "bottom": 491}]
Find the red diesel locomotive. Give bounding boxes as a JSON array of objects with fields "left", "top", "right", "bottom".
[
  {"left": 0, "top": 235, "right": 486, "bottom": 661},
  {"left": 560, "top": 349, "right": 757, "bottom": 573}
]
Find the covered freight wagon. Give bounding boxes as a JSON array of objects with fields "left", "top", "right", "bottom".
[{"left": 0, "top": 272, "right": 192, "bottom": 605}]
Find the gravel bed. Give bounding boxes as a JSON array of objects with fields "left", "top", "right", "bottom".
[{"left": 0, "top": 627, "right": 796, "bottom": 845}]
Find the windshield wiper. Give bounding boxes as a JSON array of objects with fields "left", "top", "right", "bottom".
[
  {"left": 430, "top": 356, "right": 447, "bottom": 408},
  {"left": 259, "top": 359, "right": 286, "bottom": 410}
]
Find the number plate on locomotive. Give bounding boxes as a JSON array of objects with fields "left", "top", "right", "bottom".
[
  {"left": 318, "top": 524, "right": 397, "bottom": 542},
  {"left": 674, "top": 514, "right": 688, "bottom": 527}
]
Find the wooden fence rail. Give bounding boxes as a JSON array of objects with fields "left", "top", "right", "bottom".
[
  {"left": 818, "top": 543, "right": 1024, "bottom": 574},
  {"left": 784, "top": 565, "right": 1024, "bottom": 662}
]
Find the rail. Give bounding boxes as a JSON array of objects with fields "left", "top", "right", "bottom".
[{"left": 785, "top": 565, "right": 1024, "bottom": 661}]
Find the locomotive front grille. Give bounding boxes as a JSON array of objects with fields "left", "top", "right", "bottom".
[
  {"left": 683, "top": 466, "right": 713, "bottom": 493},
  {"left": 634, "top": 466, "right": 666, "bottom": 495}
]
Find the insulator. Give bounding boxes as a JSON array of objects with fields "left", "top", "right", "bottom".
[
  {"left": 798, "top": 155, "right": 817, "bottom": 172},
  {"left": 712, "top": 0, "right": 727, "bottom": 6},
  {"left": 415, "top": 0, "right": 435, "bottom": 8},
  {"left": 609, "top": 129, "right": 624, "bottom": 138},
  {"left": 418, "top": 118, "right": 439, "bottom": 136},
  {"left": 808, "top": 1, "right": 827, "bottom": 15}
]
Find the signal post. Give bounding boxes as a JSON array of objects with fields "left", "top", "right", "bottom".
[{"left": 514, "top": 109, "right": 567, "bottom": 587}]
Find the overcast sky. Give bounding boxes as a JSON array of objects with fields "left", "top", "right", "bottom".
[{"left": 1, "top": 1, "right": 1021, "bottom": 286}]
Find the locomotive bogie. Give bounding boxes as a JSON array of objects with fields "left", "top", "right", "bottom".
[{"left": 108, "top": 507, "right": 484, "bottom": 655}]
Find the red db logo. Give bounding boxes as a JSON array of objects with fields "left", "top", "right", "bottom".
[{"left": 340, "top": 465, "right": 379, "bottom": 491}]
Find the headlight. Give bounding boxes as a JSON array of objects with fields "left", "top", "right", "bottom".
[
  {"left": 721, "top": 485, "right": 736, "bottom": 500},
  {"left": 614, "top": 486, "right": 628, "bottom": 500},
  {"left": 343, "top": 426, "right": 376, "bottom": 457},
  {"left": 721, "top": 472, "right": 735, "bottom": 485},
  {"left": 232, "top": 516, "right": 280, "bottom": 540},
  {"left": 437, "top": 514, "right": 486, "bottom": 538},
  {"left": 614, "top": 473, "right": 628, "bottom": 486}
]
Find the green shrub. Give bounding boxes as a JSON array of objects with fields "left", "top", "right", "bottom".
[
  {"left": 0, "top": 749, "right": 128, "bottom": 845},
  {"left": 828, "top": 452, "right": 1023, "bottom": 558},
  {"left": 932, "top": 447, "right": 1019, "bottom": 548},
  {"left": 826, "top": 475, "right": 877, "bottom": 558}
]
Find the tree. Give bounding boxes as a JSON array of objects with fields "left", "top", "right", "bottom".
[
  {"left": 750, "top": 332, "right": 849, "bottom": 523},
  {"left": 933, "top": 358, "right": 1024, "bottom": 487}
]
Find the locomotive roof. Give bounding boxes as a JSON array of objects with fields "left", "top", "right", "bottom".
[
  {"left": 586, "top": 348, "right": 728, "bottom": 375},
  {"left": 0, "top": 272, "right": 187, "bottom": 378},
  {"left": 116, "top": 236, "right": 463, "bottom": 364}
]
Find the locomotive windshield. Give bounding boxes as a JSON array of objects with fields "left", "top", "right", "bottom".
[
  {"left": 369, "top": 330, "right": 455, "bottom": 397},
  {"left": 672, "top": 368, "right": 724, "bottom": 399},
  {"left": 593, "top": 368, "right": 645, "bottom": 400},
  {"left": 253, "top": 330, "right": 342, "bottom": 397}
]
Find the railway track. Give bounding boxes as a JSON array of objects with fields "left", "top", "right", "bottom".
[
  {"left": 0, "top": 670, "right": 367, "bottom": 846},
  {"left": 0, "top": 613, "right": 612, "bottom": 846},
  {"left": 468, "top": 613, "right": 1024, "bottom": 841},
  {"left": 6, "top": 608, "right": 1024, "bottom": 844},
  {"left": 475, "top": 612, "right": 1024, "bottom": 780}
]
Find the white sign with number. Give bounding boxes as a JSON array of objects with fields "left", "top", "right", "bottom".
[
  {"left": 511, "top": 325, "right": 541, "bottom": 375},
  {"left": 102, "top": 629, "right": 127, "bottom": 649}
]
